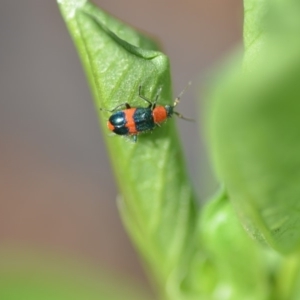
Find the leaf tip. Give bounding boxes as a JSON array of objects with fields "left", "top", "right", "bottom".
[{"left": 57, "top": 0, "right": 87, "bottom": 19}]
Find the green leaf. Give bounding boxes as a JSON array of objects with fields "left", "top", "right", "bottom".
[
  {"left": 243, "top": 0, "right": 270, "bottom": 64},
  {"left": 58, "top": 1, "right": 198, "bottom": 299},
  {"left": 199, "top": 189, "right": 271, "bottom": 300},
  {"left": 243, "top": 0, "right": 300, "bottom": 68},
  {"left": 207, "top": 0, "right": 300, "bottom": 253}
]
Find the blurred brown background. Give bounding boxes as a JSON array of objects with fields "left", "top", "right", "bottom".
[{"left": 0, "top": 0, "right": 242, "bottom": 293}]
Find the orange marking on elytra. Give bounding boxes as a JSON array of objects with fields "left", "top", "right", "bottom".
[
  {"left": 107, "top": 121, "right": 114, "bottom": 131},
  {"left": 124, "top": 108, "right": 138, "bottom": 134}
]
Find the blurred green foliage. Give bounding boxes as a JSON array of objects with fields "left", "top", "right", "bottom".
[{"left": 208, "top": 0, "right": 300, "bottom": 254}]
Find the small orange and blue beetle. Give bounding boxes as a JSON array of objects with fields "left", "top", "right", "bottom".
[{"left": 101, "top": 83, "right": 192, "bottom": 142}]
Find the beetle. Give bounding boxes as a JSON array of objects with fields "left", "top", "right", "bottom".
[{"left": 101, "top": 83, "right": 192, "bottom": 142}]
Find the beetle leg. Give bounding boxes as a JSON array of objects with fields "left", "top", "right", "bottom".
[{"left": 138, "top": 85, "right": 153, "bottom": 106}]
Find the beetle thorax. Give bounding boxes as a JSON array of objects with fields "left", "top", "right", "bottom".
[{"left": 152, "top": 106, "right": 168, "bottom": 123}]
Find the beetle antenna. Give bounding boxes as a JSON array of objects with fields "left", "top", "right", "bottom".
[
  {"left": 174, "top": 81, "right": 192, "bottom": 106},
  {"left": 174, "top": 111, "right": 195, "bottom": 122}
]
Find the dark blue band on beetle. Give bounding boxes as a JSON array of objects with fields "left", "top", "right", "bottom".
[
  {"left": 109, "top": 111, "right": 129, "bottom": 135},
  {"left": 109, "top": 111, "right": 126, "bottom": 127},
  {"left": 133, "top": 108, "right": 155, "bottom": 132}
]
